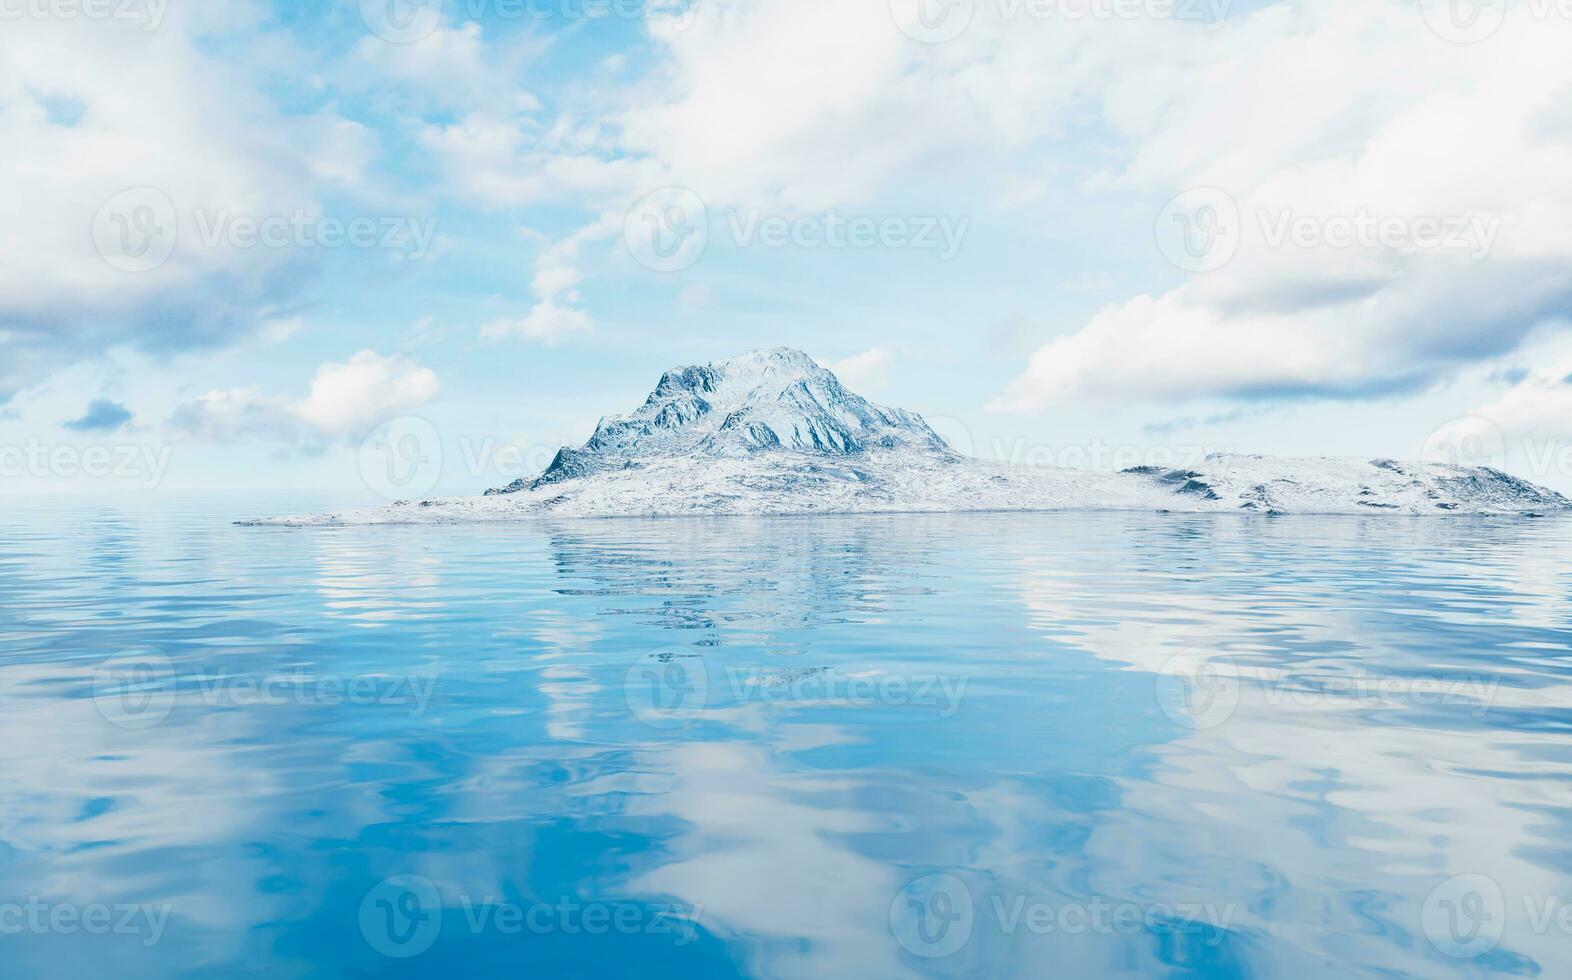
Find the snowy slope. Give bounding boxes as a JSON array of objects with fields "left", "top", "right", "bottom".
[
  {"left": 486, "top": 347, "right": 946, "bottom": 494},
  {"left": 246, "top": 349, "right": 1569, "bottom": 526}
]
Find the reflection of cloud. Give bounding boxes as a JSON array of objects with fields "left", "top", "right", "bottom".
[
  {"left": 625, "top": 740, "right": 907, "bottom": 978},
  {"left": 0, "top": 657, "right": 343, "bottom": 974},
  {"left": 8, "top": 504, "right": 1571, "bottom": 977},
  {"left": 310, "top": 528, "right": 443, "bottom": 626},
  {"left": 1010, "top": 514, "right": 1572, "bottom": 976}
]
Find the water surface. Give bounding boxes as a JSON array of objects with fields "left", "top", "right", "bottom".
[{"left": 1, "top": 494, "right": 1569, "bottom": 978}]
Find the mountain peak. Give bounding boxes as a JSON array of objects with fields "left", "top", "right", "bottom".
[
  {"left": 712, "top": 346, "right": 821, "bottom": 373},
  {"left": 488, "top": 347, "right": 949, "bottom": 494}
]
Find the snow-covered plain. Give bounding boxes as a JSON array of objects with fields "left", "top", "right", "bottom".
[{"left": 246, "top": 349, "right": 1569, "bottom": 526}]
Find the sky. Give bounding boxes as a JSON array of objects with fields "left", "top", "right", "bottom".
[{"left": 4, "top": 0, "right": 1572, "bottom": 499}]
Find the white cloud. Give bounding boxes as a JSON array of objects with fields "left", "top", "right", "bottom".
[
  {"left": 1473, "top": 377, "right": 1572, "bottom": 446},
  {"left": 480, "top": 300, "right": 592, "bottom": 345},
  {"left": 347, "top": 19, "right": 548, "bottom": 114},
  {"left": 604, "top": 0, "right": 1572, "bottom": 411},
  {"left": 0, "top": 11, "right": 369, "bottom": 401},
  {"left": 829, "top": 347, "right": 896, "bottom": 393},
  {"left": 419, "top": 109, "right": 654, "bottom": 209},
  {"left": 480, "top": 212, "right": 621, "bottom": 345},
  {"left": 676, "top": 284, "right": 716, "bottom": 309},
  {"left": 173, "top": 350, "right": 439, "bottom": 442},
  {"left": 992, "top": 4, "right": 1572, "bottom": 409},
  {"left": 169, "top": 387, "right": 299, "bottom": 442},
  {"left": 614, "top": 0, "right": 1170, "bottom": 212},
  {"left": 1425, "top": 337, "right": 1572, "bottom": 471},
  {"left": 618, "top": 0, "right": 981, "bottom": 210},
  {"left": 295, "top": 350, "right": 440, "bottom": 436},
  {"left": 258, "top": 317, "right": 304, "bottom": 345},
  {"left": 304, "top": 113, "right": 381, "bottom": 185},
  {"left": 351, "top": 21, "right": 490, "bottom": 103}
]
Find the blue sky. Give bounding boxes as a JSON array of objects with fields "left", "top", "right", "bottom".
[{"left": 4, "top": 0, "right": 1572, "bottom": 498}]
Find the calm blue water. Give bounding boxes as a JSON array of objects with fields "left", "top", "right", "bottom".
[{"left": 2, "top": 493, "right": 1571, "bottom": 978}]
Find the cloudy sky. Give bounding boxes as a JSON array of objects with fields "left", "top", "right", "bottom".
[{"left": 4, "top": 0, "right": 1572, "bottom": 496}]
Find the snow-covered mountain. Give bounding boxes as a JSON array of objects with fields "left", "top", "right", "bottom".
[
  {"left": 486, "top": 347, "right": 947, "bottom": 494},
  {"left": 246, "top": 348, "right": 1569, "bottom": 525}
]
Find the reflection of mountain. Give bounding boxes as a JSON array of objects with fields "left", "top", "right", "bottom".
[{"left": 538, "top": 515, "right": 946, "bottom": 643}]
